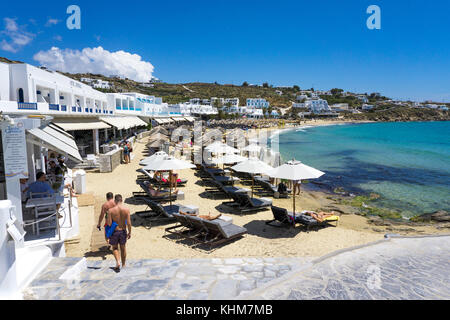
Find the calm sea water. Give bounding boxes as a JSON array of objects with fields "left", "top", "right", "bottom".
[{"left": 276, "top": 121, "right": 450, "bottom": 218}]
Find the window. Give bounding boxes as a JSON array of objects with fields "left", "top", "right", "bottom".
[{"left": 18, "top": 88, "right": 24, "bottom": 103}]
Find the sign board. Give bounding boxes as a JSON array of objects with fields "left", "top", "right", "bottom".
[{"left": 1, "top": 121, "right": 28, "bottom": 180}]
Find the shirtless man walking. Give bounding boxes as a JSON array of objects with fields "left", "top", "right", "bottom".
[
  {"left": 106, "top": 194, "right": 131, "bottom": 271},
  {"left": 97, "top": 192, "right": 115, "bottom": 244}
]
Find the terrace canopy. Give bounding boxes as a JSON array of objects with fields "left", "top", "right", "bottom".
[
  {"left": 26, "top": 125, "right": 83, "bottom": 162},
  {"left": 52, "top": 118, "right": 111, "bottom": 131},
  {"left": 100, "top": 116, "right": 147, "bottom": 130}
]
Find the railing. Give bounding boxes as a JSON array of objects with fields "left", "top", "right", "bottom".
[
  {"left": 49, "top": 104, "right": 60, "bottom": 111},
  {"left": 61, "top": 105, "right": 67, "bottom": 112},
  {"left": 116, "top": 106, "right": 121, "bottom": 110},
  {"left": 18, "top": 102, "right": 38, "bottom": 110},
  {"left": 77, "top": 107, "right": 82, "bottom": 112}
]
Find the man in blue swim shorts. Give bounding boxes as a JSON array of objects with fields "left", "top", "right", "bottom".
[{"left": 106, "top": 194, "right": 131, "bottom": 272}]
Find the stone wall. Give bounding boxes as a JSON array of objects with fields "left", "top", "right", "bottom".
[{"left": 99, "top": 148, "right": 122, "bottom": 173}]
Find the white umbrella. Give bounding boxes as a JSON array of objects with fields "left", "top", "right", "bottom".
[
  {"left": 205, "top": 141, "right": 239, "bottom": 154},
  {"left": 213, "top": 154, "right": 247, "bottom": 165},
  {"left": 231, "top": 158, "right": 274, "bottom": 197},
  {"left": 242, "top": 144, "right": 262, "bottom": 153},
  {"left": 143, "top": 156, "right": 195, "bottom": 207},
  {"left": 267, "top": 159, "right": 325, "bottom": 214},
  {"left": 139, "top": 151, "right": 168, "bottom": 166}
]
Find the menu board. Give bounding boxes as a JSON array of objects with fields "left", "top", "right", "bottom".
[{"left": 1, "top": 120, "right": 28, "bottom": 180}]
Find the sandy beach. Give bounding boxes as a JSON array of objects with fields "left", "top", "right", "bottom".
[{"left": 65, "top": 119, "right": 448, "bottom": 261}]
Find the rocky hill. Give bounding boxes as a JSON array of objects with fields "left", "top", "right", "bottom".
[
  {"left": 61, "top": 72, "right": 297, "bottom": 107},
  {"left": 344, "top": 106, "right": 450, "bottom": 122}
]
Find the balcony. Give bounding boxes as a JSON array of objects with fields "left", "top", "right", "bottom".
[
  {"left": 18, "top": 102, "right": 38, "bottom": 110},
  {"left": 49, "top": 104, "right": 60, "bottom": 111}
]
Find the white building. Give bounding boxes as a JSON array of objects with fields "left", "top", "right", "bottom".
[
  {"left": 224, "top": 98, "right": 239, "bottom": 107},
  {"left": 362, "top": 104, "right": 374, "bottom": 110},
  {"left": 246, "top": 98, "right": 270, "bottom": 108},
  {"left": 293, "top": 99, "right": 331, "bottom": 113}
]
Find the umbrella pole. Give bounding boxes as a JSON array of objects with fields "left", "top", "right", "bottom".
[
  {"left": 251, "top": 174, "right": 254, "bottom": 198},
  {"left": 293, "top": 187, "right": 296, "bottom": 216},
  {"left": 169, "top": 170, "right": 172, "bottom": 209}
]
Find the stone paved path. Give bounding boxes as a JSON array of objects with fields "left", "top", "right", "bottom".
[
  {"left": 244, "top": 235, "right": 450, "bottom": 300},
  {"left": 24, "top": 235, "right": 450, "bottom": 300},
  {"left": 24, "top": 257, "right": 312, "bottom": 300}
]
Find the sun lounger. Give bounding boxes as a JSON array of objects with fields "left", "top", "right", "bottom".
[
  {"left": 265, "top": 206, "right": 295, "bottom": 227},
  {"left": 134, "top": 199, "right": 180, "bottom": 224},
  {"left": 255, "top": 177, "right": 290, "bottom": 198},
  {"left": 165, "top": 213, "right": 247, "bottom": 249},
  {"left": 132, "top": 180, "right": 178, "bottom": 203},
  {"left": 295, "top": 211, "right": 340, "bottom": 231},
  {"left": 223, "top": 192, "right": 271, "bottom": 214}
]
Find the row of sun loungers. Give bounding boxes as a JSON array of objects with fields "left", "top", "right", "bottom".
[{"left": 164, "top": 212, "right": 247, "bottom": 249}]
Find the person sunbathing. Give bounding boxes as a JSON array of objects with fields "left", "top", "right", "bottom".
[
  {"left": 303, "top": 211, "right": 338, "bottom": 222},
  {"left": 148, "top": 185, "right": 167, "bottom": 197}
]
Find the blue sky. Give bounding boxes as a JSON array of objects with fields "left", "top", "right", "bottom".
[{"left": 1, "top": 0, "right": 449, "bottom": 102}]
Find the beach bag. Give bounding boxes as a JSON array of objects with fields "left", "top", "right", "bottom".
[
  {"left": 277, "top": 183, "right": 287, "bottom": 193},
  {"left": 105, "top": 221, "right": 118, "bottom": 238}
]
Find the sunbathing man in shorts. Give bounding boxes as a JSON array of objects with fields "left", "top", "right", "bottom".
[{"left": 106, "top": 194, "right": 131, "bottom": 272}]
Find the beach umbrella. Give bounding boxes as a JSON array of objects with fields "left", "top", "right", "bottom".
[
  {"left": 143, "top": 156, "right": 195, "bottom": 207},
  {"left": 213, "top": 154, "right": 247, "bottom": 165},
  {"left": 149, "top": 133, "right": 168, "bottom": 141},
  {"left": 231, "top": 158, "right": 274, "bottom": 197},
  {"left": 139, "top": 151, "right": 168, "bottom": 166},
  {"left": 267, "top": 159, "right": 325, "bottom": 215},
  {"left": 149, "top": 126, "right": 169, "bottom": 135},
  {"left": 213, "top": 153, "right": 247, "bottom": 170},
  {"left": 147, "top": 139, "right": 165, "bottom": 148},
  {"left": 242, "top": 144, "right": 262, "bottom": 153},
  {"left": 205, "top": 141, "right": 240, "bottom": 154}
]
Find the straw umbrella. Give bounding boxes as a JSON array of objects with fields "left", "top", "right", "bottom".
[
  {"left": 149, "top": 126, "right": 169, "bottom": 135},
  {"left": 143, "top": 156, "right": 195, "bottom": 207},
  {"left": 267, "top": 160, "right": 324, "bottom": 215},
  {"left": 146, "top": 139, "right": 165, "bottom": 149},
  {"left": 231, "top": 158, "right": 274, "bottom": 197},
  {"left": 148, "top": 132, "right": 168, "bottom": 142}
]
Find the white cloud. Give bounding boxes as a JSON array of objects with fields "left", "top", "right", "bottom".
[
  {"left": 1, "top": 40, "right": 16, "bottom": 53},
  {"left": 45, "top": 18, "right": 60, "bottom": 27},
  {"left": 0, "top": 18, "right": 35, "bottom": 52},
  {"left": 33, "top": 46, "right": 155, "bottom": 82}
]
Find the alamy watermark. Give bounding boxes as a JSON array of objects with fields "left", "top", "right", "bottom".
[
  {"left": 366, "top": 264, "right": 382, "bottom": 290},
  {"left": 366, "top": 5, "right": 381, "bottom": 30},
  {"left": 66, "top": 5, "right": 81, "bottom": 30}
]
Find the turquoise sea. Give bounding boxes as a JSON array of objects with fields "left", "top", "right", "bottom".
[{"left": 276, "top": 121, "right": 450, "bottom": 218}]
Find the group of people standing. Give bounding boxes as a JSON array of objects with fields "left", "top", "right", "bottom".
[
  {"left": 97, "top": 192, "right": 131, "bottom": 272},
  {"left": 20, "top": 153, "right": 71, "bottom": 202},
  {"left": 121, "top": 141, "right": 132, "bottom": 164}
]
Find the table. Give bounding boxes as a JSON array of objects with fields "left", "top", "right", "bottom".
[{"left": 25, "top": 195, "right": 65, "bottom": 208}]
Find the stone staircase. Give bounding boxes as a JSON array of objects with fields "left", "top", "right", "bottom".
[{"left": 23, "top": 256, "right": 313, "bottom": 300}]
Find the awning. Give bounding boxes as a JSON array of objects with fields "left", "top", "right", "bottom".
[
  {"left": 100, "top": 116, "right": 147, "bottom": 130},
  {"left": 153, "top": 118, "right": 165, "bottom": 124},
  {"left": 26, "top": 126, "right": 83, "bottom": 162},
  {"left": 52, "top": 118, "right": 111, "bottom": 131}
]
